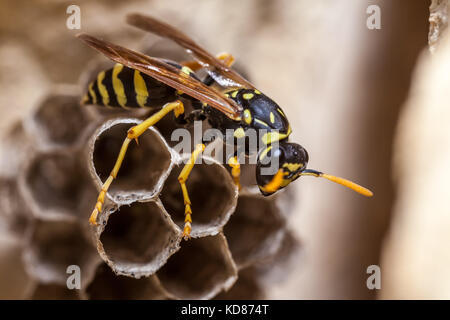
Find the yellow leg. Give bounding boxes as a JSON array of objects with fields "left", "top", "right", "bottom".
[
  {"left": 227, "top": 156, "right": 241, "bottom": 190},
  {"left": 89, "top": 100, "right": 185, "bottom": 225},
  {"left": 216, "top": 52, "right": 235, "bottom": 68},
  {"left": 181, "top": 52, "right": 235, "bottom": 71},
  {"left": 178, "top": 143, "right": 206, "bottom": 240}
]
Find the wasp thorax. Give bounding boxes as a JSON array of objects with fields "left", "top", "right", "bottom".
[{"left": 256, "top": 142, "right": 309, "bottom": 196}]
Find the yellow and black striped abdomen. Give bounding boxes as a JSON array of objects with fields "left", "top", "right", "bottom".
[{"left": 82, "top": 63, "right": 176, "bottom": 109}]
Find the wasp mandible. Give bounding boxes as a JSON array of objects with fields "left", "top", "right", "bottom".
[{"left": 77, "top": 14, "right": 373, "bottom": 240}]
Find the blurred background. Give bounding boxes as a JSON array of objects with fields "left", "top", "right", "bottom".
[{"left": 1, "top": 0, "right": 449, "bottom": 299}]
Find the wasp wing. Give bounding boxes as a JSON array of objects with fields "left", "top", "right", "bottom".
[
  {"left": 126, "top": 13, "right": 256, "bottom": 89},
  {"left": 77, "top": 33, "right": 242, "bottom": 120}
]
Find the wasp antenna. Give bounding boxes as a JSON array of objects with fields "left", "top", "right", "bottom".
[{"left": 301, "top": 169, "right": 373, "bottom": 197}]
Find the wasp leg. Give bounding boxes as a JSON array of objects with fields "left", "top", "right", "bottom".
[
  {"left": 181, "top": 52, "right": 235, "bottom": 71},
  {"left": 227, "top": 155, "right": 241, "bottom": 191},
  {"left": 89, "top": 100, "right": 185, "bottom": 225},
  {"left": 215, "top": 52, "right": 235, "bottom": 68},
  {"left": 178, "top": 143, "right": 206, "bottom": 240}
]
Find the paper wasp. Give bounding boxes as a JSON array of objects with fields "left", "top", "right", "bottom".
[{"left": 77, "top": 13, "right": 373, "bottom": 240}]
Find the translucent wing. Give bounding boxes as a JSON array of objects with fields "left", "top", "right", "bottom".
[
  {"left": 77, "top": 33, "right": 243, "bottom": 120},
  {"left": 126, "top": 13, "right": 256, "bottom": 89}
]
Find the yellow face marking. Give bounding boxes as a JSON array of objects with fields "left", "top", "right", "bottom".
[
  {"left": 243, "top": 93, "right": 254, "bottom": 100},
  {"left": 134, "top": 70, "right": 148, "bottom": 107},
  {"left": 270, "top": 112, "right": 275, "bottom": 124},
  {"left": 259, "top": 146, "right": 272, "bottom": 161},
  {"left": 277, "top": 108, "right": 286, "bottom": 118},
  {"left": 261, "top": 126, "right": 292, "bottom": 145},
  {"left": 97, "top": 71, "right": 109, "bottom": 106},
  {"left": 88, "top": 82, "right": 97, "bottom": 105},
  {"left": 233, "top": 127, "right": 246, "bottom": 139},
  {"left": 282, "top": 163, "right": 303, "bottom": 172},
  {"left": 280, "top": 177, "right": 293, "bottom": 188},
  {"left": 254, "top": 118, "right": 269, "bottom": 127},
  {"left": 260, "top": 169, "right": 286, "bottom": 193},
  {"left": 231, "top": 90, "right": 239, "bottom": 98},
  {"left": 112, "top": 64, "right": 127, "bottom": 107},
  {"left": 254, "top": 89, "right": 261, "bottom": 94},
  {"left": 243, "top": 109, "right": 252, "bottom": 125}
]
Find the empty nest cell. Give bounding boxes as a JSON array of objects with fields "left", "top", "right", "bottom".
[
  {"left": 224, "top": 193, "right": 286, "bottom": 269},
  {"left": 27, "top": 88, "right": 92, "bottom": 149},
  {"left": 90, "top": 119, "right": 173, "bottom": 204},
  {"left": 160, "top": 155, "right": 238, "bottom": 238},
  {"left": 0, "top": 178, "right": 31, "bottom": 235},
  {"left": 214, "top": 267, "right": 265, "bottom": 300},
  {"left": 85, "top": 262, "right": 171, "bottom": 300},
  {"left": 96, "top": 200, "right": 181, "bottom": 278},
  {"left": 22, "top": 150, "right": 91, "bottom": 220},
  {"left": 24, "top": 219, "right": 98, "bottom": 285},
  {"left": 157, "top": 233, "right": 237, "bottom": 300},
  {"left": 0, "top": 121, "right": 32, "bottom": 178},
  {"left": 253, "top": 230, "right": 302, "bottom": 282}
]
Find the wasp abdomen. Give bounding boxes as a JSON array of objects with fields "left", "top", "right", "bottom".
[{"left": 82, "top": 64, "right": 177, "bottom": 109}]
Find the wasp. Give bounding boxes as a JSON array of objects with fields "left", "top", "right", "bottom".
[{"left": 78, "top": 13, "right": 373, "bottom": 240}]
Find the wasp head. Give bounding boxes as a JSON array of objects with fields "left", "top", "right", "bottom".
[
  {"left": 256, "top": 141, "right": 308, "bottom": 196},
  {"left": 256, "top": 140, "right": 374, "bottom": 197}
]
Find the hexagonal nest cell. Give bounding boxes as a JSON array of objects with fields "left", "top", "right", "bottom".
[
  {"left": 96, "top": 200, "right": 181, "bottom": 278},
  {"left": 24, "top": 219, "right": 98, "bottom": 285},
  {"left": 0, "top": 38, "right": 300, "bottom": 300},
  {"left": 0, "top": 178, "right": 31, "bottom": 235},
  {"left": 90, "top": 119, "right": 174, "bottom": 204},
  {"left": 0, "top": 121, "right": 32, "bottom": 178},
  {"left": 160, "top": 155, "right": 237, "bottom": 238},
  {"left": 28, "top": 89, "right": 92, "bottom": 149},
  {"left": 157, "top": 233, "right": 237, "bottom": 299},
  {"left": 214, "top": 267, "right": 265, "bottom": 300},
  {"left": 224, "top": 193, "right": 286, "bottom": 268},
  {"left": 85, "top": 262, "right": 171, "bottom": 300},
  {"left": 22, "top": 150, "right": 93, "bottom": 220}
]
